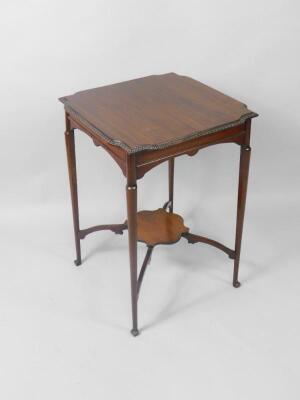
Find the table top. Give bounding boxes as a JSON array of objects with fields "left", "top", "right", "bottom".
[{"left": 60, "top": 73, "right": 257, "bottom": 154}]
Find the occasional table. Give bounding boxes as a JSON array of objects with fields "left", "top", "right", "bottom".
[{"left": 59, "top": 73, "right": 258, "bottom": 336}]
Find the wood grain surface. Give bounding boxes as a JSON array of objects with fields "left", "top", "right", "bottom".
[
  {"left": 133, "top": 208, "right": 189, "bottom": 246},
  {"left": 60, "top": 73, "right": 257, "bottom": 153}
]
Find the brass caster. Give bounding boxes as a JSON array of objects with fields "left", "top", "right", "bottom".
[
  {"left": 233, "top": 281, "right": 241, "bottom": 288},
  {"left": 130, "top": 329, "right": 139, "bottom": 337}
]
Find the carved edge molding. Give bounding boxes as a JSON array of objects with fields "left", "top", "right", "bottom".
[{"left": 61, "top": 98, "right": 258, "bottom": 154}]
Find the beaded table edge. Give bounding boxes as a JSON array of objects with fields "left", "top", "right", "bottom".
[{"left": 61, "top": 98, "right": 258, "bottom": 154}]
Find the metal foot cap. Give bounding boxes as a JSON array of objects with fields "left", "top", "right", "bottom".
[
  {"left": 74, "top": 259, "right": 82, "bottom": 266},
  {"left": 233, "top": 281, "right": 241, "bottom": 288}
]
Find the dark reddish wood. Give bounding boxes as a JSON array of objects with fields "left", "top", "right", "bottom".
[
  {"left": 79, "top": 224, "right": 127, "bottom": 239},
  {"left": 135, "top": 208, "right": 189, "bottom": 246},
  {"left": 60, "top": 73, "right": 257, "bottom": 153},
  {"left": 60, "top": 73, "right": 258, "bottom": 336},
  {"left": 126, "top": 154, "right": 139, "bottom": 336},
  {"left": 168, "top": 158, "right": 174, "bottom": 212},
  {"left": 137, "top": 246, "right": 153, "bottom": 298},
  {"left": 182, "top": 232, "right": 235, "bottom": 259},
  {"left": 69, "top": 114, "right": 127, "bottom": 176},
  {"left": 233, "top": 119, "right": 252, "bottom": 288},
  {"left": 135, "top": 124, "right": 246, "bottom": 179},
  {"left": 162, "top": 200, "right": 172, "bottom": 210},
  {"left": 162, "top": 158, "right": 174, "bottom": 211},
  {"left": 63, "top": 78, "right": 255, "bottom": 180},
  {"left": 64, "top": 114, "right": 81, "bottom": 266}
]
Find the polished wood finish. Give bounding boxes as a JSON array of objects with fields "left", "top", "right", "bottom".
[
  {"left": 134, "top": 208, "right": 188, "bottom": 247},
  {"left": 135, "top": 123, "right": 247, "bottom": 179},
  {"left": 69, "top": 114, "right": 127, "bottom": 177},
  {"left": 61, "top": 73, "right": 258, "bottom": 336},
  {"left": 64, "top": 116, "right": 81, "bottom": 266},
  {"left": 168, "top": 158, "right": 174, "bottom": 212},
  {"left": 137, "top": 246, "right": 153, "bottom": 298},
  {"left": 233, "top": 119, "right": 252, "bottom": 288},
  {"left": 182, "top": 232, "right": 235, "bottom": 259},
  {"left": 125, "top": 154, "right": 139, "bottom": 336},
  {"left": 60, "top": 73, "right": 257, "bottom": 154},
  {"left": 64, "top": 90, "right": 251, "bottom": 180},
  {"left": 79, "top": 223, "right": 127, "bottom": 239}
]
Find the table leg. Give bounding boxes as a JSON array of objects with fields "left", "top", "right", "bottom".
[
  {"left": 126, "top": 156, "right": 139, "bottom": 336},
  {"left": 233, "top": 142, "right": 251, "bottom": 288},
  {"left": 168, "top": 158, "right": 174, "bottom": 212},
  {"left": 65, "top": 117, "right": 81, "bottom": 266}
]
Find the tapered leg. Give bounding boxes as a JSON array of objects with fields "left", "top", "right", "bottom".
[
  {"left": 168, "top": 158, "right": 174, "bottom": 212},
  {"left": 65, "top": 115, "right": 81, "bottom": 266},
  {"left": 126, "top": 155, "right": 139, "bottom": 336},
  {"left": 233, "top": 143, "right": 251, "bottom": 288}
]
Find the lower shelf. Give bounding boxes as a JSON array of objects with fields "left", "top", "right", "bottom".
[{"left": 133, "top": 208, "right": 189, "bottom": 246}]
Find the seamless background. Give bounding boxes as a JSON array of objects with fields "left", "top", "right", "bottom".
[{"left": 1, "top": 1, "right": 300, "bottom": 399}]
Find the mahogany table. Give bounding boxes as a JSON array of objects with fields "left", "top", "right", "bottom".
[{"left": 59, "top": 73, "right": 258, "bottom": 336}]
